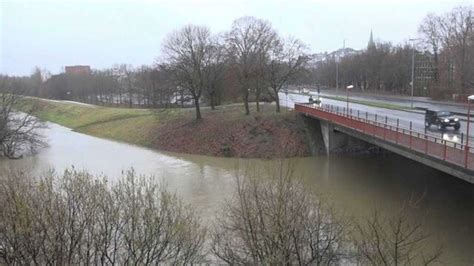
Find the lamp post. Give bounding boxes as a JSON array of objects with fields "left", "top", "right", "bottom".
[
  {"left": 346, "top": 85, "right": 353, "bottom": 116},
  {"left": 336, "top": 57, "right": 339, "bottom": 93},
  {"left": 409, "top": 38, "right": 420, "bottom": 109},
  {"left": 465, "top": 95, "right": 474, "bottom": 168}
]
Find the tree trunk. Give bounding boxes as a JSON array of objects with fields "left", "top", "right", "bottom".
[
  {"left": 194, "top": 98, "right": 202, "bottom": 120},
  {"left": 210, "top": 96, "right": 215, "bottom": 110},
  {"left": 151, "top": 82, "right": 157, "bottom": 108},
  {"left": 460, "top": 47, "right": 466, "bottom": 94},
  {"left": 256, "top": 94, "right": 260, "bottom": 112},
  {"left": 274, "top": 88, "right": 280, "bottom": 112},
  {"left": 243, "top": 90, "right": 250, "bottom": 115},
  {"left": 210, "top": 91, "right": 215, "bottom": 110}
]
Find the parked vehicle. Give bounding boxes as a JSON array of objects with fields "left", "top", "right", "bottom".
[{"left": 425, "top": 109, "right": 460, "bottom": 130}]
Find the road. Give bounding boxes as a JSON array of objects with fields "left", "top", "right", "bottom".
[
  {"left": 287, "top": 86, "right": 470, "bottom": 116},
  {"left": 279, "top": 92, "right": 474, "bottom": 146}
]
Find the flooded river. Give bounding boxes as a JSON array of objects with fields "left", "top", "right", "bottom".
[{"left": 1, "top": 122, "right": 473, "bottom": 264}]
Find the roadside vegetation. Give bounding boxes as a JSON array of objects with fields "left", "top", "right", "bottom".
[
  {"left": 323, "top": 95, "right": 409, "bottom": 111},
  {"left": 0, "top": 163, "right": 443, "bottom": 265}
]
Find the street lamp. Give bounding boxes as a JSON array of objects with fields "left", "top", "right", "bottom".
[
  {"left": 346, "top": 84, "right": 353, "bottom": 116},
  {"left": 409, "top": 38, "right": 421, "bottom": 109},
  {"left": 336, "top": 55, "right": 339, "bottom": 93},
  {"left": 465, "top": 95, "right": 474, "bottom": 168},
  {"left": 336, "top": 39, "right": 346, "bottom": 94}
]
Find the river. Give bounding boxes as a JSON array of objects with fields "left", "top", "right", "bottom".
[{"left": 1, "top": 122, "right": 473, "bottom": 265}]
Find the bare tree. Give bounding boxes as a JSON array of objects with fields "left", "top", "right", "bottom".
[
  {"left": 162, "top": 25, "right": 215, "bottom": 120},
  {"left": 0, "top": 76, "right": 44, "bottom": 158},
  {"left": 204, "top": 37, "right": 227, "bottom": 110},
  {"left": 226, "top": 16, "right": 277, "bottom": 115},
  {"left": 353, "top": 199, "right": 443, "bottom": 265},
  {"left": 419, "top": 13, "right": 443, "bottom": 82},
  {"left": 0, "top": 168, "right": 207, "bottom": 265},
  {"left": 438, "top": 6, "right": 473, "bottom": 93},
  {"left": 113, "top": 64, "right": 136, "bottom": 107},
  {"left": 211, "top": 161, "right": 349, "bottom": 264},
  {"left": 266, "top": 37, "right": 309, "bottom": 112}
]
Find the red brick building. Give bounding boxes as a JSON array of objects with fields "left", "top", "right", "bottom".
[{"left": 65, "top": 65, "right": 91, "bottom": 75}]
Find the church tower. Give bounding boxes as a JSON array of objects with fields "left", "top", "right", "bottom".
[{"left": 367, "top": 30, "right": 376, "bottom": 50}]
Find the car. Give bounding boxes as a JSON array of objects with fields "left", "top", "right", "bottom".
[
  {"left": 308, "top": 96, "right": 321, "bottom": 107},
  {"left": 301, "top": 88, "right": 310, "bottom": 94},
  {"left": 424, "top": 109, "right": 460, "bottom": 130}
]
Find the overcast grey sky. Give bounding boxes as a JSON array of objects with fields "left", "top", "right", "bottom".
[{"left": 1, "top": 0, "right": 472, "bottom": 76}]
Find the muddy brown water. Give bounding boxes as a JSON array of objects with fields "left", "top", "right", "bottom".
[{"left": 1, "top": 122, "right": 473, "bottom": 265}]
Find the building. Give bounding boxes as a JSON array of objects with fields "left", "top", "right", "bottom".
[
  {"left": 367, "top": 30, "right": 376, "bottom": 50},
  {"left": 65, "top": 65, "right": 91, "bottom": 75}
]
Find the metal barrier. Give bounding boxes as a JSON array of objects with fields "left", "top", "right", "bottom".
[{"left": 295, "top": 103, "right": 474, "bottom": 171}]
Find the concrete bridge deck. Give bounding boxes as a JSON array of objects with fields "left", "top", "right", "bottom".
[{"left": 295, "top": 103, "right": 474, "bottom": 184}]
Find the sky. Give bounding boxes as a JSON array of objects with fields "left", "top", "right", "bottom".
[{"left": 1, "top": 0, "right": 472, "bottom": 76}]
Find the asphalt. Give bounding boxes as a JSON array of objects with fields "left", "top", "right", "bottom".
[{"left": 317, "top": 89, "right": 469, "bottom": 115}]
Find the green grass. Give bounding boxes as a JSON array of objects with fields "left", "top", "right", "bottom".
[
  {"left": 76, "top": 115, "right": 159, "bottom": 146},
  {"left": 323, "top": 96, "right": 409, "bottom": 111},
  {"left": 17, "top": 98, "right": 291, "bottom": 150},
  {"left": 20, "top": 98, "right": 155, "bottom": 128},
  {"left": 18, "top": 98, "right": 186, "bottom": 146}
]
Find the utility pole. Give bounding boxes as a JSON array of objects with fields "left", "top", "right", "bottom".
[
  {"left": 336, "top": 57, "right": 339, "bottom": 93},
  {"left": 465, "top": 95, "right": 473, "bottom": 168},
  {"left": 336, "top": 39, "right": 345, "bottom": 94},
  {"left": 342, "top": 39, "right": 345, "bottom": 90}
]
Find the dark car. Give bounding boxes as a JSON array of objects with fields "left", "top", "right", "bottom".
[
  {"left": 425, "top": 110, "right": 460, "bottom": 130},
  {"left": 308, "top": 96, "right": 321, "bottom": 106}
]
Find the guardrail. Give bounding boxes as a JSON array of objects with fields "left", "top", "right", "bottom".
[{"left": 295, "top": 103, "right": 474, "bottom": 171}]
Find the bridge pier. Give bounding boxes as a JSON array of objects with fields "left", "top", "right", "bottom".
[
  {"left": 320, "top": 121, "right": 346, "bottom": 154},
  {"left": 319, "top": 120, "right": 382, "bottom": 155}
]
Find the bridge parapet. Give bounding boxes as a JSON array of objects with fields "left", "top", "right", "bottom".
[{"left": 295, "top": 103, "right": 474, "bottom": 175}]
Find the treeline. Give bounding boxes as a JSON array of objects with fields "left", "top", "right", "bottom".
[
  {"left": 0, "top": 165, "right": 442, "bottom": 265},
  {"left": 308, "top": 43, "right": 414, "bottom": 94},
  {"left": 2, "top": 16, "right": 309, "bottom": 120},
  {"left": 2, "top": 5, "right": 471, "bottom": 119},
  {"left": 306, "top": 5, "right": 473, "bottom": 99}
]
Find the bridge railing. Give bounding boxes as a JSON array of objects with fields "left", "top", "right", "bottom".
[{"left": 295, "top": 103, "right": 474, "bottom": 171}]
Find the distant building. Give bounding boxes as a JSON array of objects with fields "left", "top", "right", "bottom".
[
  {"left": 415, "top": 53, "right": 436, "bottom": 83},
  {"left": 367, "top": 30, "right": 376, "bottom": 50},
  {"left": 65, "top": 65, "right": 91, "bottom": 75}
]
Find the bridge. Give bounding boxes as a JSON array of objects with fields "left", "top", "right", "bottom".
[{"left": 295, "top": 103, "right": 474, "bottom": 184}]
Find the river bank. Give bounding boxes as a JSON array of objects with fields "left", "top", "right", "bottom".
[{"left": 21, "top": 98, "right": 312, "bottom": 158}]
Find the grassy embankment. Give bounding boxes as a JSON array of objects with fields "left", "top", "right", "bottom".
[
  {"left": 323, "top": 95, "right": 409, "bottom": 111},
  {"left": 19, "top": 98, "right": 311, "bottom": 158}
]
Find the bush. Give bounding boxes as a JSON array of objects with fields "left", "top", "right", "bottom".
[
  {"left": 211, "top": 161, "right": 350, "bottom": 264},
  {"left": 0, "top": 168, "right": 206, "bottom": 265}
]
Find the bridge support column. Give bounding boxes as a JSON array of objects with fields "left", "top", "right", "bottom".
[{"left": 320, "top": 121, "right": 349, "bottom": 154}]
